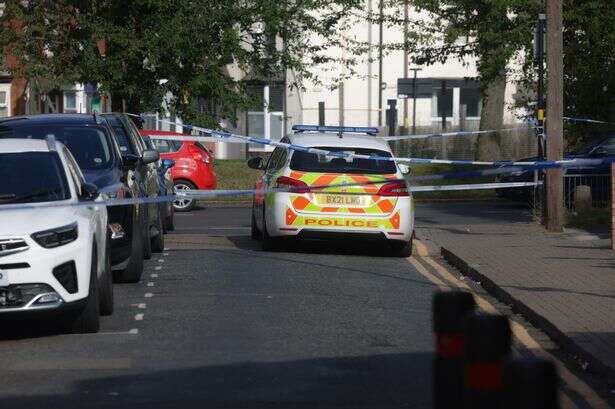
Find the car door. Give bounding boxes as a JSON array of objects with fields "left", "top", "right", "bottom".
[
  {"left": 63, "top": 147, "right": 107, "bottom": 278},
  {"left": 123, "top": 117, "right": 160, "bottom": 229},
  {"left": 256, "top": 145, "right": 288, "bottom": 230}
]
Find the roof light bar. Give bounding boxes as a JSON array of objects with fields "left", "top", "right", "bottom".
[{"left": 292, "top": 125, "right": 379, "bottom": 135}]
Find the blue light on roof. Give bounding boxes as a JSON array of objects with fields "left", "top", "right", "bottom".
[{"left": 292, "top": 125, "right": 379, "bottom": 135}]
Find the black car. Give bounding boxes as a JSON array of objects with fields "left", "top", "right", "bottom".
[
  {"left": 102, "top": 113, "right": 165, "bottom": 256},
  {"left": 0, "top": 114, "right": 155, "bottom": 283},
  {"left": 141, "top": 134, "right": 175, "bottom": 232},
  {"left": 496, "top": 135, "right": 615, "bottom": 203}
]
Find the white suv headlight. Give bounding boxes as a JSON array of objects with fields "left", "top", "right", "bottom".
[{"left": 31, "top": 222, "right": 79, "bottom": 249}]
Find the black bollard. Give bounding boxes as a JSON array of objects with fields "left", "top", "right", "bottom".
[
  {"left": 503, "top": 357, "right": 559, "bottom": 409},
  {"left": 463, "top": 313, "right": 512, "bottom": 409},
  {"left": 432, "top": 291, "right": 476, "bottom": 409}
]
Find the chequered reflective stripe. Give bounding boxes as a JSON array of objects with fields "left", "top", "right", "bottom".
[
  {"left": 285, "top": 206, "right": 400, "bottom": 230},
  {"left": 287, "top": 172, "right": 398, "bottom": 214}
]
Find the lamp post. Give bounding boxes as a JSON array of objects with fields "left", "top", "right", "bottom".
[{"left": 409, "top": 67, "right": 422, "bottom": 134}]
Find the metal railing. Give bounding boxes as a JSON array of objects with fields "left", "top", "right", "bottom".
[{"left": 563, "top": 173, "right": 611, "bottom": 210}]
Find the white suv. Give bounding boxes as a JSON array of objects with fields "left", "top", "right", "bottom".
[{"left": 0, "top": 138, "right": 112, "bottom": 333}]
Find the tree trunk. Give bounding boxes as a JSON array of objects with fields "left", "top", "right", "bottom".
[{"left": 477, "top": 74, "right": 506, "bottom": 161}]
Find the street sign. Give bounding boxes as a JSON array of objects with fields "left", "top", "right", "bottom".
[{"left": 397, "top": 78, "right": 433, "bottom": 98}]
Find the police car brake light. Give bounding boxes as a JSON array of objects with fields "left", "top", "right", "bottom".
[
  {"left": 276, "top": 176, "right": 310, "bottom": 193},
  {"left": 292, "top": 125, "right": 379, "bottom": 135},
  {"left": 378, "top": 181, "right": 409, "bottom": 197}
]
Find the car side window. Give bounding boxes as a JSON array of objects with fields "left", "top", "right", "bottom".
[
  {"left": 152, "top": 139, "right": 173, "bottom": 153},
  {"left": 121, "top": 117, "right": 144, "bottom": 156},
  {"left": 63, "top": 147, "right": 85, "bottom": 196},
  {"left": 125, "top": 118, "right": 147, "bottom": 154},
  {"left": 602, "top": 137, "right": 615, "bottom": 154},
  {"left": 267, "top": 147, "right": 286, "bottom": 171}
]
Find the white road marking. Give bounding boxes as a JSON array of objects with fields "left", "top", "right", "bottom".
[
  {"left": 128, "top": 328, "right": 139, "bottom": 334},
  {"left": 147, "top": 282, "right": 155, "bottom": 287},
  {"left": 131, "top": 303, "right": 147, "bottom": 309},
  {"left": 158, "top": 259, "right": 165, "bottom": 263},
  {"left": 71, "top": 330, "right": 138, "bottom": 336},
  {"left": 163, "top": 252, "right": 169, "bottom": 256},
  {"left": 155, "top": 266, "right": 162, "bottom": 270},
  {"left": 164, "top": 247, "right": 170, "bottom": 251},
  {"left": 134, "top": 313, "right": 144, "bottom": 321},
  {"left": 144, "top": 293, "right": 154, "bottom": 298},
  {"left": 151, "top": 273, "right": 158, "bottom": 278}
]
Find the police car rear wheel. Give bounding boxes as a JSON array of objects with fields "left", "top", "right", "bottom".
[
  {"left": 251, "top": 210, "right": 261, "bottom": 240},
  {"left": 389, "top": 237, "right": 413, "bottom": 257}
]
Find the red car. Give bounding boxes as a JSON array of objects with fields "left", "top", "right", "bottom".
[{"left": 139, "top": 130, "right": 217, "bottom": 212}]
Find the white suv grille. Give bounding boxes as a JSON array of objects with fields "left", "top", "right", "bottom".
[{"left": 0, "top": 238, "right": 29, "bottom": 257}]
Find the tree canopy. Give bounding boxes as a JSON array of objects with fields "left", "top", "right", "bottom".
[{"left": 0, "top": 0, "right": 360, "bottom": 127}]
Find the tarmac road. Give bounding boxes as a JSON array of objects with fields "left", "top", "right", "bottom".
[{"left": 0, "top": 204, "right": 607, "bottom": 409}]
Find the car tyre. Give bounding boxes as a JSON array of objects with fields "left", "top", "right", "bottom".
[
  {"left": 99, "top": 240, "right": 114, "bottom": 316},
  {"left": 143, "top": 209, "right": 153, "bottom": 260},
  {"left": 68, "top": 245, "right": 100, "bottom": 333},
  {"left": 173, "top": 180, "right": 197, "bottom": 212},
  {"left": 251, "top": 208, "right": 261, "bottom": 240},
  {"left": 173, "top": 179, "right": 196, "bottom": 212},
  {"left": 152, "top": 212, "right": 165, "bottom": 253},
  {"left": 114, "top": 215, "right": 144, "bottom": 283},
  {"left": 165, "top": 208, "right": 175, "bottom": 232},
  {"left": 389, "top": 236, "right": 413, "bottom": 258}
]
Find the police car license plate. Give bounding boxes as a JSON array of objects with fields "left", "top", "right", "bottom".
[
  {"left": 317, "top": 194, "right": 366, "bottom": 206},
  {"left": 0, "top": 269, "right": 8, "bottom": 287}
]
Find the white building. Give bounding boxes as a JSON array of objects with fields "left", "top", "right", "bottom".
[{"left": 299, "top": 7, "right": 524, "bottom": 134}]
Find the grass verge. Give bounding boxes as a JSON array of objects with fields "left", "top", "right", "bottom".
[{"left": 199, "top": 159, "right": 257, "bottom": 204}]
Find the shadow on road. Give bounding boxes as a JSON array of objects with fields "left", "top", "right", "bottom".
[
  {"left": 227, "top": 235, "right": 400, "bottom": 258},
  {"left": 0, "top": 352, "right": 433, "bottom": 409}
]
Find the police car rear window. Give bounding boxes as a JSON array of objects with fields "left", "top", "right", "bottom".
[{"left": 290, "top": 147, "right": 397, "bottom": 174}]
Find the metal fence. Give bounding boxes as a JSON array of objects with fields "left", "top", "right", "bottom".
[
  {"left": 389, "top": 125, "right": 537, "bottom": 161},
  {"left": 563, "top": 173, "right": 611, "bottom": 211}
]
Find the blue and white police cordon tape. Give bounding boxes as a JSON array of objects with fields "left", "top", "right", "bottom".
[
  {"left": 563, "top": 117, "right": 613, "bottom": 125},
  {"left": 382, "top": 128, "right": 522, "bottom": 141},
  {"left": 143, "top": 117, "right": 614, "bottom": 168},
  {"left": 0, "top": 181, "right": 542, "bottom": 212}
]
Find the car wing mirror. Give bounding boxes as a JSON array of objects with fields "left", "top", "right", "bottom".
[
  {"left": 122, "top": 153, "right": 140, "bottom": 170},
  {"left": 247, "top": 157, "right": 265, "bottom": 170},
  {"left": 398, "top": 164, "right": 411, "bottom": 175},
  {"left": 142, "top": 149, "right": 160, "bottom": 164},
  {"left": 80, "top": 182, "right": 99, "bottom": 201}
]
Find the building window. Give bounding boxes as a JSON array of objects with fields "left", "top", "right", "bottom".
[
  {"left": 0, "top": 90, "right": 9, "bottom": 117},
  {"left": 268, "top": 83, "right": 284, "bottom": 112},
  {"left": 460, "top": 87, "right": 482, "bottom": 117},
  {"left": 64, "top": 92, "right": 77, "bottom": 113},
  {"left": 433, "top": 87, "right": 453, "bottom": 118}
]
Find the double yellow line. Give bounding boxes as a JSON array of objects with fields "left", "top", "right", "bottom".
[{"left": 409, "top": 239, "right": 610, "bottom": 409}]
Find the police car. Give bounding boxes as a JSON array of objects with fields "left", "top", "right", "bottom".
[{"left": 248, "top": 125, "right": 414, "bottom": 256}]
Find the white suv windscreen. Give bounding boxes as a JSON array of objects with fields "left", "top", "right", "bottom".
[
  {"left": 290, "top": 147, "right": 397, "bottom": 175},
  {"left": 0, "top": 152, "right": 71, "bottom": 204}
]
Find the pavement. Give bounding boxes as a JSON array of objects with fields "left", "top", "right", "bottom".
[
  {"left": 0, "top": 204, "right": 611, "bottom": 409},
  {"left": 415, "top": 200, "right": 615, "bottom": 378}
]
